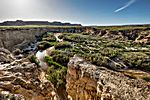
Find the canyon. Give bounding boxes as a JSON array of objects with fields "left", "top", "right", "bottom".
[
  {"left": 0, "top": 26, "right": 150, "bottom": 100},
  {"left": 0, "top": 27, "right": 84, "bottom": 51}
]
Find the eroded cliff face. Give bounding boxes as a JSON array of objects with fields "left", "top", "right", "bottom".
[
  {"left": 93, "top": 28, "right": 150, "bottom": 44},
  {"left": 66, "top": 55, "right": 150, "bottom": 100},
  {"left": 0, "top": 27, "right": 84, "bottom": 51}
]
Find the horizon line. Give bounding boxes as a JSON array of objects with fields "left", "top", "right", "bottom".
[{"left": 0, "top": 19, "right": 150, "bottom": 26}]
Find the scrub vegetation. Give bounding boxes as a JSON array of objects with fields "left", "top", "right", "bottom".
[{"left": 39, "top": 29, "right": 150, "bottom": 89}]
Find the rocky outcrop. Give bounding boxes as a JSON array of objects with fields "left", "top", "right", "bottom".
[
  {"left": 66, "top": 55, "right": 150, "bottom": 100},
  {"left": 93, "top": 28, "right": 150, "bottom": 42},
  {"left": 0, "top": 57, "right": 59, "bottom": 100}
]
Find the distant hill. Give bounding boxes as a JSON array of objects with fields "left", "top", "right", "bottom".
[{"left": 0, "top": 20, "right": 82, "bottom": 26}]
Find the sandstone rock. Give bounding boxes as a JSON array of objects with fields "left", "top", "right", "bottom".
[
  {"left": 0, "top": 58, "right": 59, "bottom": 100},
  {"left": 0, "top": 48, "right": 14, "bottom": 63},
  {"left": 66, "top": 55, "right": 150, "bottom": 100},
  {"left": 135, "top": 30, "right": 150, "bottom": 44}
]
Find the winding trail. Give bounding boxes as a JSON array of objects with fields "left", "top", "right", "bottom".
[{"left": 36, "top": 33, "right": 62, "bottom": 71}]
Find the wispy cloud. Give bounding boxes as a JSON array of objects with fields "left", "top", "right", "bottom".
[{"left": 114, "top": 0, "right": 136, "bottom": 13}]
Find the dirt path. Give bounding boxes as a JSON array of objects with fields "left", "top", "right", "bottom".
[{"left": 36, "top": 33, "right": 63, "bottom": 71}]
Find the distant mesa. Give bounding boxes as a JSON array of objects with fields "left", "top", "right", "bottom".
[{"left": 0, "top": 20, "right": 82, "bottom": 26}]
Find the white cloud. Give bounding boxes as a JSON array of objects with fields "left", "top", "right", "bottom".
[{"left": 114, "top": 0, "right": 136, "bottom": 13}]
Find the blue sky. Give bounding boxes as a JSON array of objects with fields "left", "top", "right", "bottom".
[{"left": 0, "top": 0, "right": 150, "bottom": 25}]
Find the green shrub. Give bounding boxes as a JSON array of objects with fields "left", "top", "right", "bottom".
[
  {"left": 47, "top": 71, "right": 58, "bottom": 86},
  {"left": 121, "top": 52, "right": 150, "bottom": 70},
  {"left": 42, "top": 35, "right": 56, "bottom": 42},
  {"left": 38, "top": 41, "right": 53, "bottom": 50},
  {"left": 142, "top": 66, "right": 150, "bottom": 72},
  {"left": 143, "top": 77, "right": 150, "bottom": 82},
  {"left": 45, "top": 56, "right": 67, "bottom": 88},
  {"left": 55, "top": 42, "right": 72, "bottom": 49},
  {"left": 43, "top": 33, "right": 56, "bottom": 40},
  {"left": 47, "top": 50, "right": 71, "bottom": 66},
  {"left": 106, "top": 43, "right": 124, "bottom": 48},
  {"left": 29, "top": 55, "right": 39, "bottom": 65},
  {"left": 52, "top": 54, "right": 69, "bottom": 66},
  {"left": 44, "top": 56, "right": 64, "bottom": 69},
  {"left": 47, "top": 68, "right": 67, "bottom": 88},
  {"left": 63, "top": 34, "right": 86, "bottom": 43}
]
